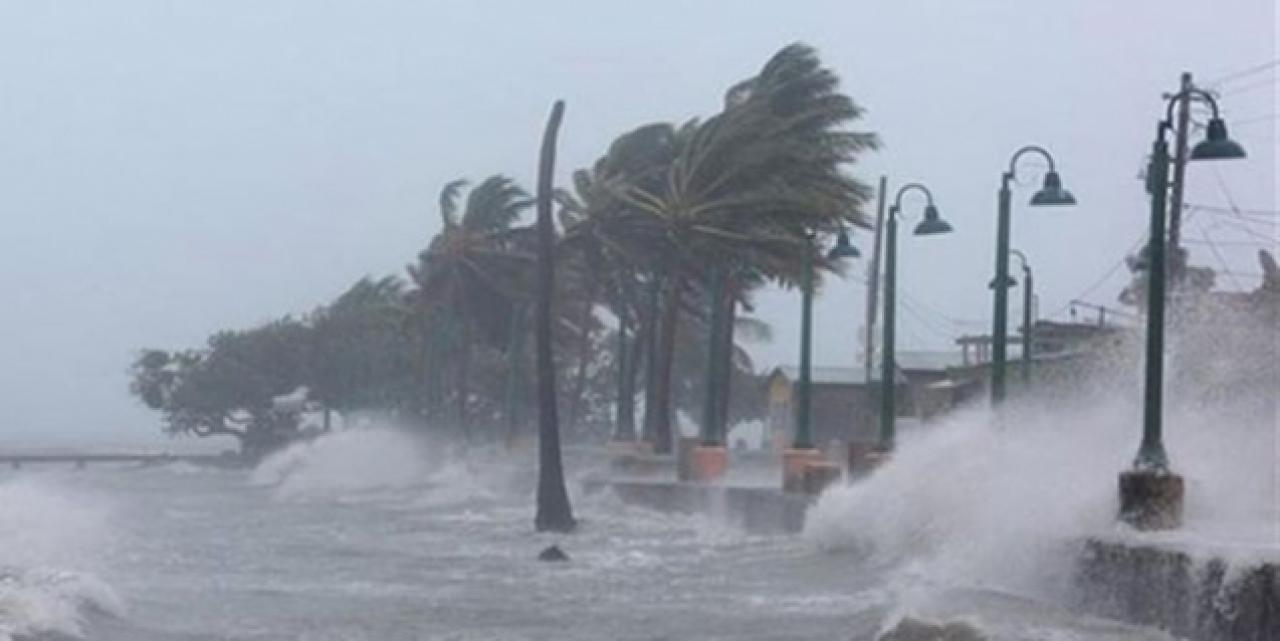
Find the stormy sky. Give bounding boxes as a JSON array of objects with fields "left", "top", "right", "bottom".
[{"left": 0, "top": 0, "right": 1275, "bottom": 448}]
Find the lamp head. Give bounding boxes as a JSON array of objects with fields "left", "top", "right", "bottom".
[
  {"left": 912, "top": 204, "right": 954, "bottom": 236},
  {"left": 988, "top": 275, "right": 1018, "bottom": 290},
  {"left": 826, "top": 228, "right": 861, "bottom": 260},
  {"left": 1191, "top": 117, "right": 1247, "bottom": 160},
  {"left": 1030, "top": 170, "right": 1076, "bottom": 206}
]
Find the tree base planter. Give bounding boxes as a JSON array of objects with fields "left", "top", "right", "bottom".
[
  {"left": 689, "top": 445, "right": 728, "bottom": 483},
  {"left": 846, "top": 441, "right": 881, "bottom": 480},
  {"left": 1119, "top": 469, "right": 1184, "bottom": 531},
  {"left": 675, "top": 437, "right": 699, "bottom": 482},
  {"left": 802, "top": 461, "right": 841, "bottom": 495},
  {"left": 782, "top": 448, "right": 826, "bottom": 493},
  {"left": 608, "top": 439, "right": 647, "bottom": 457}
]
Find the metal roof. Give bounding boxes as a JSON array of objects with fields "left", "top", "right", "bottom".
[{"left": 770, "top": 365, "right": 907, "bottom": 386}]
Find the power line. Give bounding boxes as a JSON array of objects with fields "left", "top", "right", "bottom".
[
  {"left": 1047, "top": 232, "right": 1148, "bottom": 321},
  {"left": 1205, "top": 59, "right": 1280, "bottom": 88},
  {"left": 1207, "top": 168, "right": 1280, "bottom": 243},
  {"left": 897, "top": 295, "right": 961, "bottom": 342},
  {"left": 1195, "top": 221, "right": 1245, "bottom": 290},
  {"left": 1202, "top": 218, "right": 1279, "bottom": 243},
  {"left": 897, "top": 288, "right": 986, "bottom": 328},
  {"left": 1184, "top": 203, "right": 1280, "bottom": 216},
  {"left": 1232, "top": 113, "right": 1280, "bottom": 127},
  {"left": 1217, "top": 77, "right": 1278, "bottom": 97},
  {"left": 1183, "top": 238, "right": 1277, "bottom": 247}
]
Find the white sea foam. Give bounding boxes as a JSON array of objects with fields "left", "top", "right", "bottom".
[
  {"left": 251, "top": 426, "right": 520, "bottom": 509},
  {"left": 806, "top": 305, "right": 1278, "bottom": 605},
  {"left": 0, "top": 477, "right": 122, "bottom": 641},
  {"left": 252, "top": 427, "right": 435, "bottom": 498}
]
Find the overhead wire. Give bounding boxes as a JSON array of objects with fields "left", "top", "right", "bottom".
[
  {"left": 1204, "top": 58, "right": 1280, "bottom": 88},
  {"left": 1194, "top": 218, "right": 1245, "bottom": 290},
  {"left": 1216, "top": 76, "right": 1278, "bottom": 97}
]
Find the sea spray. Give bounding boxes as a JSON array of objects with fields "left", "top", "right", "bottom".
[
  {"left": 252, "top": 427, "right": 435, "bottom": 498},
  {"left": 251, "top": 426, "right": 529, "bottom": 508},
  {"left": 0, "top": 476, "right": 122, "bottom": 641},
  {"left": 806, "top": 295, "right": 1277, "bottom": 614}
]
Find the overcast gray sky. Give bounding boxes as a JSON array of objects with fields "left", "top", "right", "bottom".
[{"left": 1, "top": 0, "right": 1275, "bottom": 448}]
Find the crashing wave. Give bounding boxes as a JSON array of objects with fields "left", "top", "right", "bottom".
[{"left": 0, "top": 568, "right": 123, "bottom": 641}]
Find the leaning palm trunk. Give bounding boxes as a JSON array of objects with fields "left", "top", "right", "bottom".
[
  {"left": 534, "top": 101, "right": 575, "bottom": 533},
  {"left": 614, "top": 309, "right": 638, "bottom": 440},
  {"left": 455, "top": 322, "right": 473, "bottom": 441},
  {"left": 640, "top": 276, "right": 662, "bottom": 444},
  {"left": 652, "top": 275, "right": 681, "bottom": 454},
  {"left": 566, "top": 277, "right": 598, "bottom": 434},
  {"left": 715, "top": 283, "right": 736, "bottom": 442}
]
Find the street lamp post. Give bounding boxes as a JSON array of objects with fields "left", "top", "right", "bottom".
[
  {"left": 1120, "top": 85, "right": 1245, "bottom": 530},
  {"left": 1011, "top": 250, "right": 1033, "bottom": 385},
  {"left": 990, "top": 147, "right": 1075, "bottom": 405},
  {"left": 783, "top": 229, "right": 859, "bottom": 491},
  {"left": 876, "top": 184, "right": 953, "bottom": 453}
]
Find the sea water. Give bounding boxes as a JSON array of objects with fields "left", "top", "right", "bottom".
[{"left": 0, "top": 426, "right": 1194, "bottom": 641}]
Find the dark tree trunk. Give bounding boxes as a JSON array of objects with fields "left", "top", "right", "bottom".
[
  {"left": 456, "top": 322, "right": 473, "bottom": 440},
  {"left": 614, "top": 308, "right": 637, "bottom": 440},
  {"left": 715, "top": 289, "right": 736, "bottom": 443},
  {"left": 652, "top": 276, "right": 681, "bottom": 454},
  {"left": 533, "top": 100, "right": 575, "bottom": 533},
  {"left": 422, "top": 318, "right": 442, "bottom": 422},
  {"left": 566, "top": 278, "right": 598, "bottom": 434},
  {"left": 504, "top": 303, "right": 528, "bottom": 447},
  {"left": 640, "top": 276, "right": 662, "bottom": 444}
]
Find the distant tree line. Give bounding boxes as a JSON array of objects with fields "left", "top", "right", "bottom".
[{"left": 129, "top": 43, "right": 880, "bottom": 459}]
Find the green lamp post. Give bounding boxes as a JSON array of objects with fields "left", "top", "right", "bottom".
[
  {"left": 988, "top": 249, "right": 1033, "bottom": 386},
  {"left": 1120, "top": 85, "right": 1245, "bottom": 530},
  {"left": 990, "top": 147, "right": 1075, "bottom": 405},
  {"left": 792, "top": 229, "right": 861, "bottom": 450},
  {"left": 877, "top": 184, "right": 953, "bottom": 452},
  {"left": 1010, "top": 250, "right": 1033, "bottom": 386}
]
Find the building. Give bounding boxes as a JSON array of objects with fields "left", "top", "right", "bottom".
[{"left": 763, "top": 350, "right": 969, "bottom": 452}]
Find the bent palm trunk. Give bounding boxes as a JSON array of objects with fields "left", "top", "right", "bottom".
[
  {"left": 652, "top": 275, "right": 681, "bottom": 454},
  {"left": 534, "top": 100, "right": 575, "bottom": 533}
]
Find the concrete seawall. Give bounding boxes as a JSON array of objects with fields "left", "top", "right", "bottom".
[
  {"left": 1074, "top": 538, "right": 1278, "bottom": 640},
  {"left": 580, "top": 478, "right": 810, "bottom": 535}
]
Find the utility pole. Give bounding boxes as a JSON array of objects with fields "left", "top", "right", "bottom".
[
  {"left": 863, "top": 176, "right": 887, "bottom": 386},
  {"left": 1167, "top": 71, "right": 1193, "bottom": 282}
]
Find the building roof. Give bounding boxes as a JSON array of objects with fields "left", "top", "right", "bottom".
[
  {"left": 894, "top": 350, "right": 968, "bottom": 372},
  {"left": 770, "top": 365, "right": 907, "bottom": 386}
]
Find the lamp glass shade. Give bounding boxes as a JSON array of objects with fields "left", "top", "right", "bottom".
[
  {"left": 1190, "top": 118, "right": 1247, "bottom": 160},
  {"left": 988, "top": 275, "right": 1018, "bottom": 290},
  {"left": 1030, "top": 170, "right": 1076, "bottom": 206},
  {"left": 912, "top": 205, "right": 954, "bottom": 235},
  {"left": 826, "top": 229, "right": 861, "bottom": 260}
]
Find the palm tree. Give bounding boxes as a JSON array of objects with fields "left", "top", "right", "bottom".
[
  {"left": 534, "top": 100, "right": 576, "bottom": 533},
  {"left": 566, "top": 43, "right": 878, "bottom": 453},
  {"left": 407, "top": 175, "right": 535, "bottom": 436}
]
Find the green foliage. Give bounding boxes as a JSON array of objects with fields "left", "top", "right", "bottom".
[{"left": 131, "top": 42, "right": 877, "bottom": 450}]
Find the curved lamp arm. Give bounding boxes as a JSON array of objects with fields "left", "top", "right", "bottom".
[
  {"left": 1007, "top": 145, "right": 1058, "bottom": 179},
  {"left": 890, "top": 182, "right": 936, "bottom": 218},
  {"left": 1164, "top": 88, "right": 1221, "bottom": 125},
  {"left": 1009, "top": 249, "right": 1030, "bottom": 274}
]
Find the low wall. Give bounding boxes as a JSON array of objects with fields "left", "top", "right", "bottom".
[
  {"left": 1074, "top": 538, "right": 1278, "bottom": 640},
  {"left": 581, "top": 479, "right": 810, "bottom": 535}
]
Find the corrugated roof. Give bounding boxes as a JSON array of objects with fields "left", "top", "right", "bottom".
[
  {"left": 894, "top": 350, "right": 967, "bottom": 372},
  {"left": 771, "top": 365, "right": 907, "bottom": 385}
]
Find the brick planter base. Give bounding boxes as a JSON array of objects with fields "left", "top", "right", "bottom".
[
  {"left": 1119, "top": 469, "right": 1184, "bottom": 531},
  {"left": 690, "top": 445, "right": 728, "bottom": 483}
]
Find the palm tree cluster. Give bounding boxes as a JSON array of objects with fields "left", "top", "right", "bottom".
[{"left": 128, "top": 43, "right": 878, "bottom": 459}]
